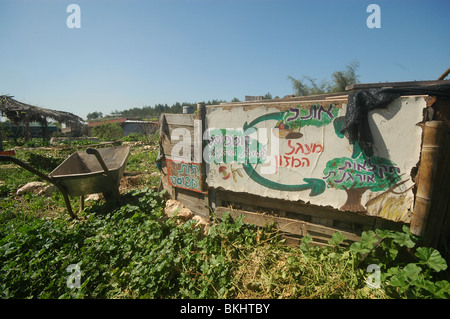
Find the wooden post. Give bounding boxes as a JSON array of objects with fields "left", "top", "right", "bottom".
[
  {"left": 24, "top": 120, "right": 31, "bottom": 141},
  {"left": 42, "top": 117, "right": 49, "bottom": 141},
  {"left": 197, "top": 102, "right": 207, "bottom": 192},
  {"left": 0, "top": 123, "right": 3, "bottom": 152},
  {"left": 437, "top": 67, "right": 450, "bottom": 81},
  {"left": 410, "top": 121, "right": 444, "bottom": 236}
]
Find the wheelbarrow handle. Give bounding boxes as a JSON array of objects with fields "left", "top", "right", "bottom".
[
  {"left": 0, "top": 155, "right": 54, "bottom": 184},
  {"left": 86, "top": 148, "right": 120, "bottom": 201},
  {"left": 0, "top": 155, "right": 77, "bottom": 219},
  {"left": 86, "top": 148, "right": 111, "bottom": 176}
]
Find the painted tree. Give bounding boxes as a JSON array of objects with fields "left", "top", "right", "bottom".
[
  {"left": 324, "top": 116, "right": 402, "bottom": 212},
  {"left": 323, "top": 155, "right": 401, "bottom": 212}
]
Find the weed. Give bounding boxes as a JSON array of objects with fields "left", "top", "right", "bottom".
[
  {"left": 350, "top": 226, "right": 450, "bottom": 298},
  {"left": 1, "top": 139, "right": 449, "bottom": 299}
]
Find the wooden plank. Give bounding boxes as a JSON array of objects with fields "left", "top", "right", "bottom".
[
  {"left": 282, "top": 235, "right": 336, "bottom": 248},
  {"left": 214, "top": 92, "right": 352, "bottom": 107},
  {"left": 161, "top": 127, "right": 195, "bottom": 145},
  {"left": 158, "top": 160, "right": 176, "bottom": 199},
  {"left": 162, "top": 139, "right": 194, "bottom": 151},
  {"left": 215, "top": 190, "right": 376, "bottom": 227},
  {"left": 345, "top": 80, "right": 450, "bottom": 91},
  {"left": 214, "top": 206, "right": 361, "bottom": 242},
  {"left": 162, "top": 140, "right": 195, "bottom": 161},
  {"left": 176, "top": 189, "right": 210, "bottom": 217},
  {"left": 325, "top": 95, "right": 348, "bottom": 100},
  {"left": 163, "top": 113, "right": 195, "bottom": 126},
  {"left": 162, "top": 135, "right": 195, "bottom": 147},
  {"left": 176, "top": 186, "right": 205, "bottom": 200},
  {"left": 311, "top": 216, "right": 334, "bottom": 227},
  {"left": 166, "top": 124, "right": 195, "bottom": 137},
  {"left": 160, "top": 120, "right": 200, "bottom": 163}
]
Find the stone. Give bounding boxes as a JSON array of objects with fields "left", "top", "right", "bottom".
[
  {"left": 164, "top": 199, "right": 211, "bottom": 233},
  {"left": 17, "top": 181, "right": 57, "bottom": 196},
  {"left": 164, "top": 199, "right": 193, "bottom": 220},
  {"left": 17, "top": 181, "right": 47, "bottom": 196},
  {"left": 38, "top": 184, "right": 57, "bottom": 196},
  {"left": 192, "top": 215, "right": 211, "bottom": 234},
  {"left": 85, "top": 193, "right": 101, "bottom": 201}
]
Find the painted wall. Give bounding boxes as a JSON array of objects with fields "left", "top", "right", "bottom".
[{"left": 205, "top": 96, "right": 425, "bottom": 223}]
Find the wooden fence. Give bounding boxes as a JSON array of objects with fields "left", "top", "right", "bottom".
[{"left": 158, "top": 81, "right": 450, "bottom": 249}]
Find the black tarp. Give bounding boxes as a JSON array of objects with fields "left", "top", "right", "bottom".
[{"left": 341, "top": 83, "right": 450, "bottom": 157}]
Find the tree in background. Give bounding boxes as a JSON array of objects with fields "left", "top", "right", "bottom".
[
  {"left": 288, "top": 60, "right": 360, "bottom": 96},
  {"left": 329, "top": 60, "right": 360, "bottom": 93},
  {"left": 263, "top": 92, "right": 273, "bottom": 100},
  {"left": 86, "top": 111, "right": 103, "bottom": 120},
  {"left": 91, "top": 122, "right": 123, "bottom": 140}
]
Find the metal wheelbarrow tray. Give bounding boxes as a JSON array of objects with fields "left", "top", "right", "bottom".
[
  {"left": 0, "top": 145, "right": 131, "bottom": 219},
  {"left": 49, "top": 145, "right": 130, "bottom": 198}
]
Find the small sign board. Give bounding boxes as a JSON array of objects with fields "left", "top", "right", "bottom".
[
  {"left": 0, "top": 150, "right": 16, "bottom": 156},
  {"left": 166, "top": 159, "right": 205, "bottom": 193}
]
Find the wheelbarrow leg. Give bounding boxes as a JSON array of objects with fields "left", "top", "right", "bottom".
[
  {"left": 61, "top": 189, "right": 77, "bottom": 219},
  {"left": 102, "top": 188, "right": 120, "bottom": 202},
  {"left": 79, "top": 195, "right": 85, "bottom": 214}
]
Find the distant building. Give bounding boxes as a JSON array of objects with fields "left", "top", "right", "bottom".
[
  {"left": 1, "top": 121, "right": 60, "bottom": 138},
  {"left": 122, "top": 119, "right": 159, "bottom": 136},
  {"left": 87, "top": 118, "right": 159, "bottom": 137},
  {"left": 245, "top": 96, "right": 264, "bottom": 102}
]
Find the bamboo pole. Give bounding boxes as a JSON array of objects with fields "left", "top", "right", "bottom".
[{"left": 410, "top": 121, "right": 444, "bottom": 236}]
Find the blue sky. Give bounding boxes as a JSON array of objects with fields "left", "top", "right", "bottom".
[{"left": 0, "top": 0, "right": 449, "bottom": 119}]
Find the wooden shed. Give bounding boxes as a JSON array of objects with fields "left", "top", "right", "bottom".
[
  {"left": 0, "top": 95, "right": 84, "bottom": 148},
  {"left": 157, "top": 79, "right": 450, "bottom": 250}
]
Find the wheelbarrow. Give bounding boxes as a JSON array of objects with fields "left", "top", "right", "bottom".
[{"left": 0, "top": 145, "right": 131, "bottom": 219}]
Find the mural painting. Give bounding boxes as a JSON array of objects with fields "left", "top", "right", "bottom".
[{"left": 206, "top": 97, "right": 425, "bottom": 222}]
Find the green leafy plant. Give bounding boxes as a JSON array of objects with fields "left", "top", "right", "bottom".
[
  {"left": 350, "top": 225, "right": 449, "bottom": 299},
  {"left": 1, "top": 160, "right": 449, "bottom": 300},
  {"left": 91, "top": 122, "right": 123, "bottom": 141},
  {"left": 25, "top": 152, "right": 62, "bottom": 172}
]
